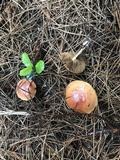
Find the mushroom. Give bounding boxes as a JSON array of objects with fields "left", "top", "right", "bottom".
[
  {"left": 16, "top": 78, "right": 36, "bottom": 101},
  {"left": 65, "top": 80, "right": 98, "bottom": 114},
  {"left": 60, "top": 47, "right": 86, "bottom": 74}
]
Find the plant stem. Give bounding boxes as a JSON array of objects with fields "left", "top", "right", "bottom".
[{"left": 26, "top": 71, "right": 34, "bottom": 80}]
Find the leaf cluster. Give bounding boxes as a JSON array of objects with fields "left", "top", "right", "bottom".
[{"left": 19, "top": 52, "right": 44, "bottom": 76}]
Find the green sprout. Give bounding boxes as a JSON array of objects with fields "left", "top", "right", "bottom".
[{"left": 19, "top": 52, "right": 44, "bottom": 79}]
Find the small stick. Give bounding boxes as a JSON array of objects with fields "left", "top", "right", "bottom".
[{"left": 0, "top": 110, "right": 30, "bottom": 116}]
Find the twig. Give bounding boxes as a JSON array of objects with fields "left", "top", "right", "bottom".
[{"left": 0, "top": 110, "right": 30, "bottom": 116}]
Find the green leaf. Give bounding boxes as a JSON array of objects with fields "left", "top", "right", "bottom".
[
  {"left": 19, "top": 66, "right": 33, "bottom": 76},
  {"left": 22, "top": 52, "right": 33, "bottom": 67},
  {"left": 35, "top": 60, "right": 44, "bottom": 74}
]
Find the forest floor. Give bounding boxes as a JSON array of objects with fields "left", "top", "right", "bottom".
[{"left": 0, "top": 0, "right": 120, "bottom": 160}]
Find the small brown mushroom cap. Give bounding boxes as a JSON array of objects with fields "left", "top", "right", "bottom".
[
  {"left": 16, "top": 78, "right": 36, "bottom": 101},
  {"left": 60, "top": 52, "right": 85, "bottom": 74},
  {"left": 65, "top": 80, "right": 98, "bottom": 114}
]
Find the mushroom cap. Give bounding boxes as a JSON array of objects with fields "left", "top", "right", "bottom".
[
  {"left": 60, "top": 52, "right": 85, "bottom": 73},
  {"left": 16, "top": 78, "right": 36, "bottom": 101},
  {"left": 65, "top": 80, "right": 98, "bottom": 114}
]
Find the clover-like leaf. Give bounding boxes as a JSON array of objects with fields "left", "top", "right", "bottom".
[
  {"left": 35, "top": 60, "right": 44, "bottom": 74},
  {"left": 22, "top": 52, "right": 33, "bottom": 67},
  {"left": 19, "top": 66, "right": 33, "bottom": 76}
]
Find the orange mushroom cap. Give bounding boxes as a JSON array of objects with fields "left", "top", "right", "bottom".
[
  {"left": 65, "top": 80, "right": 98, "bottom": 114},
  {"left": 16, "top": 78, "right": 36, "bottom": 101}
]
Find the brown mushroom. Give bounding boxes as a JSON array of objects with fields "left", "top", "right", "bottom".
[
  {"left": 60, "top": 48, "right": 85, "bottom": 74},
  {"left": 65, "top": 80, "right": 98, "bottom": 114},
  {"left": 16, "top": 78, "right": 36, "bottom": 101}
]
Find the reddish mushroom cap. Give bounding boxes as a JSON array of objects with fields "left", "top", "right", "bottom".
[
  {"left": 65, "top": 80, "right": 98, "bottom": 114},
  {"left": 16, "top": 78, "right": 36, "bottom": 101}
]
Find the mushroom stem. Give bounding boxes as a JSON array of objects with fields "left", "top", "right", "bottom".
[{"left": 72, "top": 47, "right": 85, "bottom": 61}]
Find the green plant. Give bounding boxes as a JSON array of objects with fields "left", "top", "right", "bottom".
[{"left": 19, "top": 52, "right": 44, "bottom": 79}]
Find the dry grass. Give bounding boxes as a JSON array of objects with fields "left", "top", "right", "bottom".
[{"left": 0, "top": 0, "right": 120, "bottom": 160}]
